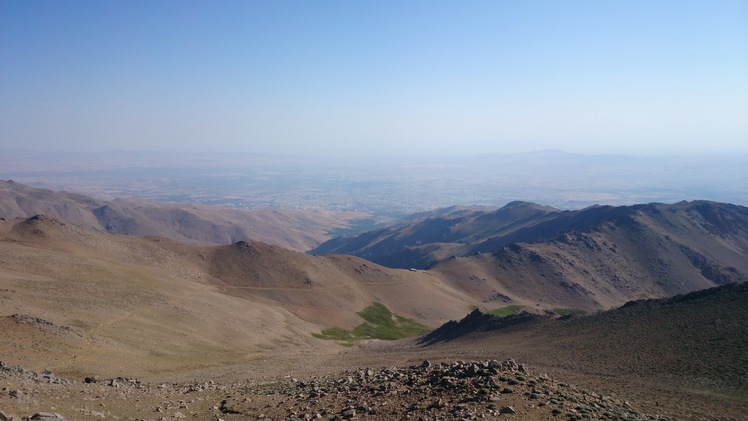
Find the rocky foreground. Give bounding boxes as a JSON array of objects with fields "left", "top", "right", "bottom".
[{"left": 1, "top": 359, "right": 673, "bottom": 421}]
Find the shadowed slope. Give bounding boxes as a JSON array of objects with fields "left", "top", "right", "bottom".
[
  {"left": 313, "top": 200, "right": 748, "bottom": 310},
  {"left": 311, "top": 201, "right": 558, "bottom": 268},
  {"left": 313, "top": 201, "right": 748, "bottom": 272},
  {"left": 430, "top": 201, "right": 748, "bottom": 310},
  {"left": 413, "top": 283, "right": 748, "bottom": 420}
]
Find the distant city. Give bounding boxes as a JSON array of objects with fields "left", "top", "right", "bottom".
[{"left": 2, "top": 149, "right": 746, "bottom": 221}]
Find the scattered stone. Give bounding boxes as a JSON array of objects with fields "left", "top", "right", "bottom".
[
  {"left": 500, "top": 405, "right": 516, "bottom": 414},
  {"left": 29, "top": 413, "right": 69, "bottom": 421},
  {"left": 0, "top": 358, "right": 660, "bottom": 421}
]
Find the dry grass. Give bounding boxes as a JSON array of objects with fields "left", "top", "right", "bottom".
[{"left": 0, "top": 216, "right": 746, "bottom": 420}]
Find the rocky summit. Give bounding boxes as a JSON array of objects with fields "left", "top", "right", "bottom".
[
  {"left": 232, "top": 359, "right": 665, "bottom": 421},
  {"left": 1, "top": 359, "right": 669, "bottom": 420}
]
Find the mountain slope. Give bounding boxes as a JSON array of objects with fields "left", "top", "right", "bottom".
[
  {"left": 2, "top": 213, "right": 746, "bottom": 419},
  {"left": 429, "top": 201, "right": 748, "bottom": 309},
  {"left": 0, "top": 179, "right": 368, "bottom": 251},
  {"left": 311, "top": 201, "right": 560, "bottom": 268},
  {"left": 313, "top": 201, "right": 748, "bottom": 271},
  {"left": 311, "top": 201, "right": 748, "bottom": 309},
  {"left": 0, "top": 214, "right": 476, "bottom": 379},
  {"left": 413, "top": 282, "right": 748, "bottom": 420}
]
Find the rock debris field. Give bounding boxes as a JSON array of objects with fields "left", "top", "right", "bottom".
[{"left": 1, "top": 359, "right": 673, "bottom": 421}]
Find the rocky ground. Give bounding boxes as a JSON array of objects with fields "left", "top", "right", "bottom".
[{"left": 1, "top": 358, "right": 674, "bottom": 421}]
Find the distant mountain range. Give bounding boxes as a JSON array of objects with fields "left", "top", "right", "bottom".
[
  {"left": 0, "top": 179, "right": 368, "bottom": 251},
  {"left": 313, "top": 200, "right": 748, "bottom": 308},
  {"left": 312, "top": 201, "right": 560, "bottom": 268},
  {"left": 3, "top": 179, "right": 746, "bottom": 313}
]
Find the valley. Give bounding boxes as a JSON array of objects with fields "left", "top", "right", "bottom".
[
  {"left": 0, "top": 181, "right": 746, "bottom": 420},
  {"left": 4, "top": 1, "right": 747, "bottom": 419}
]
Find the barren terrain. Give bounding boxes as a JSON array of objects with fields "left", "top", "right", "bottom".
[
  {"left": 0, "top": 188, "right": 746, "bottom": 420},
  {"left": 0, "top": 180, "right": 369, "bottom": 251}
]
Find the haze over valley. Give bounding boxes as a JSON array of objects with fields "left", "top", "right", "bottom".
[
  {"left": 1, "top": 1, "right": 747, "bottom": 420},
  {"left": 2, "top": 149, "right": 746, "bottom": 219}
]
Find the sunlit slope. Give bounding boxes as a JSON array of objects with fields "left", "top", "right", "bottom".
[
  {"left": 0, "top": 216, "right": 324, "bottom": 379},
  {"left": 0, "top": 216, "right": 473, "bottom": 379}
]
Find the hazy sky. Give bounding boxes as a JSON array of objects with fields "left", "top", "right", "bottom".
[{"left": 1, "top": 0, "right": 747, "bottom": 157}]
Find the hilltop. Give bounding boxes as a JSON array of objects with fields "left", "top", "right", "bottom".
[{"left": 0, "top": 179, "right": 369, "bottom": 251}]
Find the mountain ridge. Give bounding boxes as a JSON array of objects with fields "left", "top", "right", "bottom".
[
  {"left": 1, "top": 201, "right": 746, "bottom": 419},
  {"left": 0, "top": 179, "right": 368, "bottom": 251}
]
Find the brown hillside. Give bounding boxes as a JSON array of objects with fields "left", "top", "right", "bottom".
[
  {"left": 0, "top": 215, "right": 475, "bottom": 379},
  {"left": 0, "top": 179, "right": 368, "bottom": 251},
  {"left": 162, "top": 239, "right": 475, "bottom": 328},
  {"left": 1, "top": 216, "right": 746, "bottom": 420},
  {"left": 0, "top": 216, "right": 326, "bottom": 379},
  {"left": 313, "top": 201, "right": 748, "bottom": 279},
  {"left": 430, "top": 202, "right": 748, "bottom": 310},
  {"left": 403, "top": 282, "right": 748, "bottom": 420}
]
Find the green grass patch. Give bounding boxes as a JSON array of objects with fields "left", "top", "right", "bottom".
[
  {"left": 552, "top": 307, "right": 587, "bottom": 316},
  {"left": 485, "top": 305, "right": 525, "bottom": 317},
  {"left": 312, "top": 302, "right": 431, "bottom": 346}
]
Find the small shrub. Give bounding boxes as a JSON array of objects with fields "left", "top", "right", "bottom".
[{"left": 313, "top": 302, "right": 431, "bottom": 345}]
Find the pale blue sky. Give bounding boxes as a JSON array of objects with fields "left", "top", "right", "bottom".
[{"left": 1, "top": 0, "right": 747, "bottom": 157}]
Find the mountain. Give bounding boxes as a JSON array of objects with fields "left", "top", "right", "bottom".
[
  {"left": 5, "top": 180, "right": 746, "bottom": 312},
  {"left": 312, "top": 200, "right": 748, "bottom": 309},
  {"left": 313, "top": 200, "right": 748, "bottom": 270},
  {"left": 413, "top": 282, "right": 748, "bottom": 420},
  {"left": 430, "top": 201, "right": 748, "bottom": 309},
  {"left": 8, "top": 207, "right": 743, "bottom": 380},
  {"left": 311, "top": 201, "right": 560, "bottom": 268},
  {"left": 0, "top": 179, "right": 368, "bottom": 251},
  {"left": 0, "top": 214, "right": 476, "bottom": 379},
  {"left": 1, "top": 208, "right": 746, "bottom": 419}
]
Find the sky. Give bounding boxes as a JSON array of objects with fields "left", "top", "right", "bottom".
[{"left": 1, "top": 0, "right": 747, "bottom": 158}]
